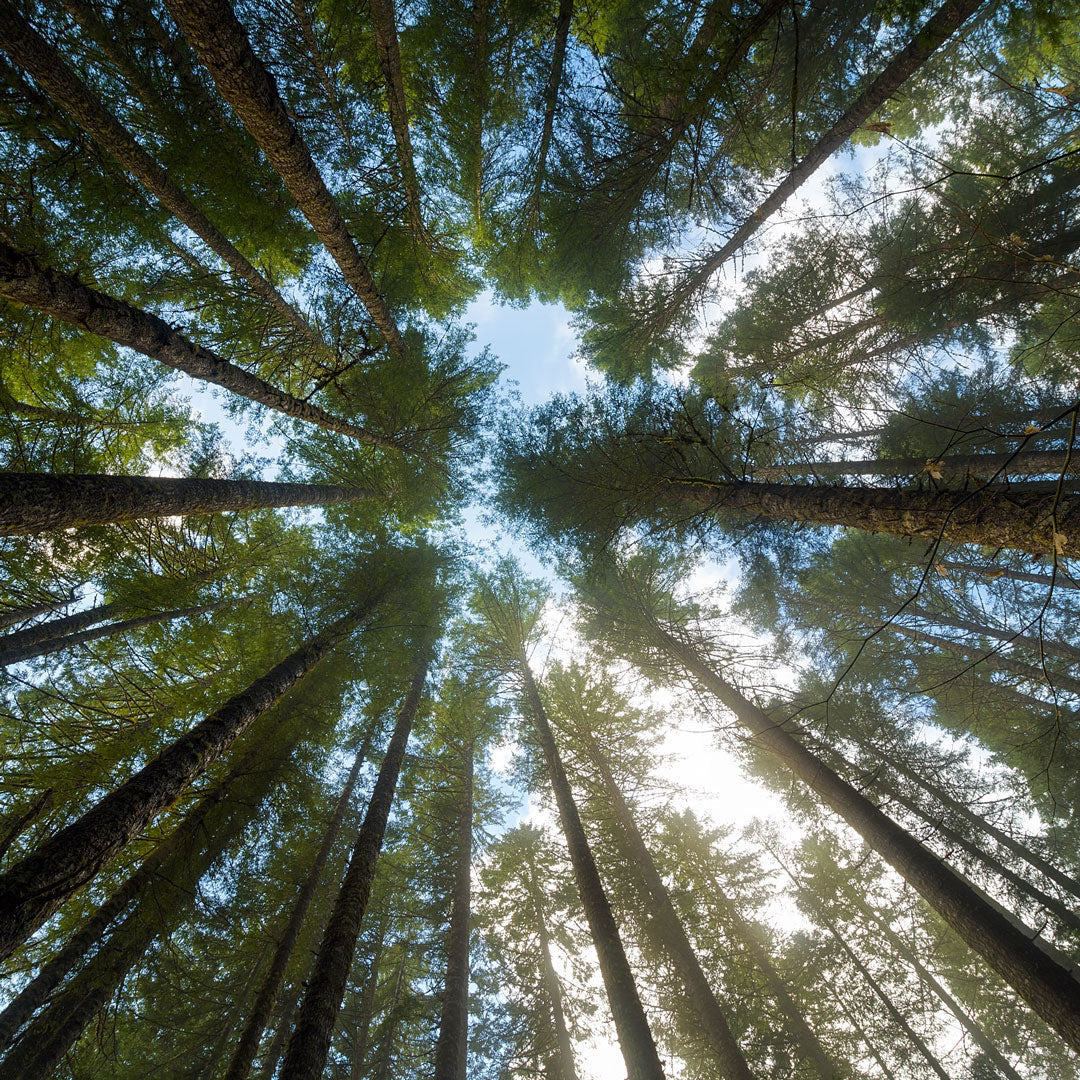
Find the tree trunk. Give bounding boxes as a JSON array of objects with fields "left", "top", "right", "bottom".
[
  {"left": 579, "top": 729, "right": 754, "bottom": 1080},
  {"left": 644, "top": 620, "right": 1080, "bottom": 1052},
  {"left": 0, "top": 736, "right": 285, "bottom": 1080},
  {"left": 280, "top": 642, "right": 432, "bottom": 1080},
  {"left": 347, "top": 917, "right": 387, "bottom": 1080},
  {"left": 662, "top": 475, "right": 1080, "bottom": 557},
  {"left": 939, "top": 560, "right": 1080, "bottom": 591},
  {"left": 224, "top": 733, "right": 373, "bottom": 1080},
  {"left": 0, "top": 598, "right": 236, "bottom": 668},
  {"left": 258, "top": 985, "right": 303, "bottom": 1080},
  {"left": 665, "top": 0, "right": 984, "bottom": 316},
  {"left": 371, "top": 952, "right": 407, "bottom": 1080},
  {"left": 367, "top": 0, "right": 427, "bottom": 244},
  {"left": 826, "top": 987, "right": 897, "bottom": 1080},
  {"left": 0, "top": 736, "right": 269, "bottom": 1052},
  {"left": 0, "top": 596, "right": 68, "bottom": 631},
  {"left": 526, "top": 869, "right": 580, "bottom": 1080},
  {"left": 0, "top": 472, "right": 372, "bottom": 536},
  {"left": 0, "top": 789, "right": 52, "bottom": 867},
  {"left": 530, "top": 0, "right": 573, "bottom": 224},
  {"left": 433, "top": 737, "right": 474, "bottom": 1080},
  {"left": 0, "top": 600, "right": 122, "bottom": 657},
  {"left": 753, "top": 450, "right": 1080, "bottom": 481},
  {"left": 519, "top": 664, "right": 666, "bottom": 1080},
  {"left": 850, "top": 893, "right": 1024, "bottom": 1080},
  {"left": 0, "top": 243, "right": 397, "bottom": 449},
  {"left": 0, "top": 6, "right": 321, "bottom": 348},
  {"left": 0, "top": 598, "right": 380, "bottom": 961},
  {"left": 162, "top": 0, "right": 404, "bottom": 357}
]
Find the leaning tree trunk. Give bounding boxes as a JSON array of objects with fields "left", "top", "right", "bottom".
[
  {"left": 526, "top": 867, "right": 580, "bottom": 1080},
  {"left": 662, "top": 475, "right": 1080, "bottom": 557},
  {"left": 224, "top": 729, "right": 375, "bottom": 1080},
  {"left": 0, "top": 734, "right": 271, "bottom": 1052},
  {"left": 519, "top": 663, "right": 666, "bottom": 1080},
  {"left": 367, "top": 0, "right": 428, "bottom": 244},
  {"left": 162, "top": 0, "right": 404, "bottom": 356},
  {"left": 753, "top": 450, "right": 1080, "bottom": 481},
  {"left": 0, "top": 598, "right": 236, "bottom": 668},
  {"left": 0, "top": 789, "right": 52, "bottom": 867},
  {"left": 579, "top": 729, "right": 755, "bottom": 1080},
  {"left": 0, "top": 732, "right": 289, "bottom": 1080},
  {"left": 0, "top": 6, "right": 321, "bottom": 348},
  {"left": 849, "top": 890, "right": 1024, "bottom": 1080},
  {"left": 0, "top": 244, "right": 396, "bottom": 449},
  {"left": 0, "top": 472, "right": 373, "bottom": 536},
  {"left": 346, "top": 915, "right": 387, "bottom": 1080},
  {"left": 432, "top": 736, "right": 474, "bottom": 1080},
  {"left": 0, "top": 596, "right": 68, "bottom": 630},
  {"left": 640, "top": 618, "right": 1080, "bottom": 1052},
  {"left": 661, "top": 0, "right": 985, "bottom": 320},
  {"left": 0, "top": 596, "right": 381, "bottom": 961},
  {"left": 0, "top": 600, "right": 123, "bottom": 657},
  {"left": 280, "top": 641, "right": 432, "bottom": 1080},
  {"left": 938, "top": 559, "right": 1080, "bottom": 590},
  {"left": 529, "top": 0, "right": 573, "bottom": 224}
]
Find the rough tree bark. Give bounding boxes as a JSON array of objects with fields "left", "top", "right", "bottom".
[
  {"left": 753, "top": 450, "right": 1080, "bottom": 481},
  {"left": 280, "top": 642, "right": 432, "bottom": 1080},
  {"left": 0, "top": 598, "right": 380, "bottom": 961},
  {"left": 0, "top": 243, "right": 398, "bottom": 449},
  {"left": 0, "top": 472, "right": 373, "bottom": 536},
  {"left": 162, "top": 0, "right": 405, "bottom": 356},
  {"left": 519, "top": 664, "right": 666, "bottom": 1080}
]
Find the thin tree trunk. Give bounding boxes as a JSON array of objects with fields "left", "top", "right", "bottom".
[
  {"left": 0, "top": 601, "right": 122, "bottom": 656},
  {"left": 753, "top": 450, "right": 1080, "bottom": 481},
  {"left": 640, "top": 619, "right": 1080, "bottom": 1052},
  {"left": 280, "top": 642, "right": 432, "bottom": 1080},
  {"left": 663, "top": 0, "right": 984, "bottom": 317},
  {"left": 0, "top": 596, "right": 68, "bottom": 631},
  {"left": 579, "top": 730, "right": 754, "bottom": 1080},
  {"left": 0, "top": 789, "right": 52, "bottom": 867},
  {"left": 0, "top": 243, "right": 397, "bottom": 449},
  {"left": 938, "top": 560, "right": 1080, "bottom": 591},
  {"left": 468, "top": 0, "right": 488, "bottom": 227},
  {"left": 526, "top": 869, "right": 580, "bottom": 1080},
  {"left": 259, "top": 985, "right": 303, "bottom": 1080},
  {"left": 0, "top": 598, "right": 380, "bottom": 961},
  {"left": 0, "top": 736, "right": 269, "bottom": 1051},
  {"left": 0, "top": 734, "right": 288, "bottom": 1080},
  {"left": 662, "top": 475, "right": 1080, "bottom": 557},
  {"left": 372, "top": 952, "right": 407, "bottom": 1080},
  {"left": 850, "top": 893, "right": 1024, "bottom": 1080},
  {"left": 0, "top": 472, "right": 372, "bottom": 536},
  {"left": 827, "top": 987, "right": 897, "bottom": 1080},
  {"left": 0, "top": 5, "right": 324, "bottom": 349},
  {"left": 224, "top": 733, "right": 374, "bottom": 1080},
  {"left": 347, "top": 917, "right": 387, "bottom": 1080},
  {"left": 0, "top": 598, "right": 236, "bottom": 668},
  {"left": 162, "top": 0, "right": 405, "bottom": 357},
  {"left": 530, "top": 0, "right": 573, "bottom": 225},
  {"left": 519, "top": 664, "right": 666, "bottom": 1080},
  {"left": 875, "top": 745, "right": 1080, "bottom": 902},
  {"left": 907, "top": 602, "right": 1080, "bottom": 666},
  {"left": 433, "top": 736, "right": 474, "bottom": 1080},
  {"left": 367, "top": 0, "right": 428, "bottom": 244}
]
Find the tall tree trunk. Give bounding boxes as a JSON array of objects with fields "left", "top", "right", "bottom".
[
  {"left": 0, "top": 472, "right": 372, "bottom": 536},
  {"left": 367, "top": 0, "right": 428, "bottom": 244},
  {"left": 0, "top": 735, "right": 271, "bottom": 1051},
  {"left": 0, "top": 598, "right": 380, "bottom": 961},
  {"left": 0, "top": 596, "right": 68, "bottom": 631},
  {"left": 433, "top": 737, "right": 474, "bottom": 1080},
  {"left": 662, "top": 475, "right": 1080, "bottom": 557},
  {"left": 224, "top": 731, "right": 374, "bottom": 1080},
  {"left": 662, "top": 0, "right": 984, "bottom": 319},
  {"left": 753, "top": 450, "right": 1080, "bottom": 481},
  {"left": 849, "top": 891, "right": 1024, "bottom": 1080},
  {"left": 0, "top": 6, "right": 321, "bottom": 349},
  {"left": 347, "top": 917, "right": 387, "bottom": 1080},
  {"left": 371, "top": 952, "right": 407, "bottom": 1080},
  {"left": 0, "top": 733, "right": 288, "bottom": 1080},
  {"left": 530, "top": 0, "right": 573, "bottom": 226},
  {"left": 519, "top": 664, "right": 666, "bottom": 1080},
  {"left": 0, "top": 789, "right": 52, "bottom": 867},
  {"left": 258, "top": 985, "right": 303, "bottom": 1080},
  {"left": 526, "top": 868, "right": 580, "bottom": 1080},
  {"left": 0, "top": 600, "right": 123, "bottom": 657},
  {"left": 0, "top": 598, "right": 237, "bottom": 668},
  {"left": 578, "top": 729, "right": 755, "bottom": 1080},
  {"left": 280, "top": 642, "right": 432, "bottom": 1080},
  {"left": 938, "top": 560, "right": 1080, "bottom": 591},
  {"left": 162, "top": 0, "right": 405, "bottom": 356},
  {"left": 873, "top": 744, "right": 1080, "bottom": 902},
  {"left": 637, "top": 617, "right": 1080, "bottom": 1052},
  {"left": 826, "top": 987, "right": 897, "bottom": 1080},
  {"left": 0, "top": 243, "right": 397, "bottom": 449}
]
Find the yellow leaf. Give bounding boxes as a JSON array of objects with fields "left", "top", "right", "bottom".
[
  {"left": 934, "top": 563, "right": 948, "bottom": 576},
  {"left": 983, "top": 568, "right": 1005, "bottom": 579},
  {"left": 1054, "top": 532, "right": 1068, "bottom": 556},
  {"left": 1009, "top": 233, "right": 1025, "bottom": 247},
  {"left": 923, "top": 459, "right": 944, "bottom": 479},
  {"left": 1023, "top": 424, "right": 1042, "bottom": 434},
  {"left": 864, "top": 121, "right": 892, "bottom": 134}
]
